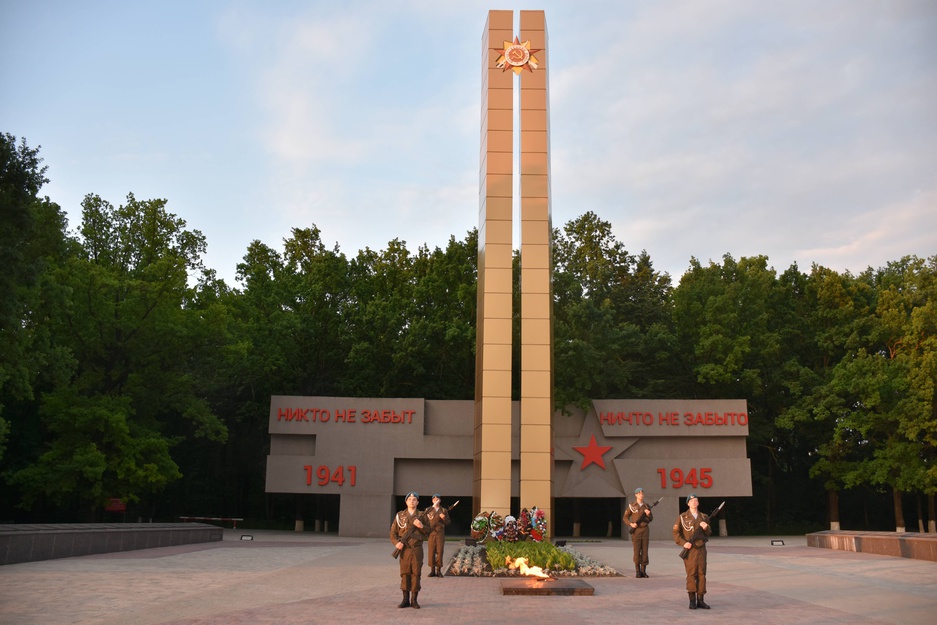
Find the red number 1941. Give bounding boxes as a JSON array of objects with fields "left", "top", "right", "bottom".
[
  {"left": 304, "top": 465, "right": 357, "bottom": 487},
  {"left": 657, "top": 467, "right": 712, "bottom": 489}
]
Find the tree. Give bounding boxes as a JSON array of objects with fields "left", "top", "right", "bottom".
[
  {"left": 10, "top": 193, "right": 226, "bottom": 519},
  {"left": 0, "top": 133, "right": 48, "bottom": 321},
  {"left": 0, "top": 136, "right": 75, "bottom": 528},
  {"left": 203, "top": 227, "right": 353, "bottom": 521},
  {"left": 0, "top": 133, "right": 50, "bottom": 462},
  {"left": 551, "top": 213, "right": 676, "bottom": 411},
  {"left": 776, "top": 264, "right": 870, "bottom": 529},
  {"left": 781, "top": 257, "right": 937, "bottom": 531},
  {"left": 342, "top": 239, "right": 417, "bottom": 396},
  {"left": 553, "top": 211, "right": 633, "bottom": 304},
  {"left": 674, "top": 254, "right": 816, "bottom": 530},
  {"left": 401, "top": 232, "right": 478, "bottom": 399},
  {"left": 280, "top": 226, "right": 353, "bottom": 396},
  {"left": 846, "top": 256, "right": 937, "bottom": 531}
]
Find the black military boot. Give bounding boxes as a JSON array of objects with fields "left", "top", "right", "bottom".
[
  {"left": 688, "top": 592, "right": 697, "bottom": 610},
  {"left": 428, "top": 568, "right": 436, "bottom": 577},
  {"left": 410, "top": 591, "right": 420, "bottom": 609},
  {"left": 697, "top": 594, "right": 710, "bottom": 609},
  {"left": 640, "top": 564, "right": 649, "bottom": 578},
  {"left": 398, "top": 590, "right": 410, "bottom": 608},
  {"left": 635, "top": 564, "right": 642, "bottom": 578}
]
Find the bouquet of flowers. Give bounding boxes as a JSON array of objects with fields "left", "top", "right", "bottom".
[
  {"left": 529, "top": 506, "right": 547, "bottom": 542},
  {"left": 502, "top": 515, "right": 519, "bottom": 542},
  {"left": 488, "top": 511, "right": 504, "bottom": 540},
  {"left": 518, "top": 508, "right": 532, "bottom": 540},
  {"left": 470, "top": 512, "right": 490, "bottom": 540}
]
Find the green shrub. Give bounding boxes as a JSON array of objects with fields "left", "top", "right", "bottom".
[{"left": 484, "top": 540, "right": 576, "bottom": 571}]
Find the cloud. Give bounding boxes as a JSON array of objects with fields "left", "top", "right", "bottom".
[
  {"left": 799, "top": 188, "right": 937, "bottom": 273},
  {"left": 539, "top": 0, "right": 937, "bottom": 280}
]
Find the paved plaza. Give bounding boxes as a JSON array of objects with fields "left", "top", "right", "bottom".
[{"left": 1, "top": 530, "right": 935, "bottom": 625}]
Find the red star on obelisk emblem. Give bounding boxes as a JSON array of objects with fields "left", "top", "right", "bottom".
[{"left": 572, "top": 433, "right": 613, "bottom": 470}]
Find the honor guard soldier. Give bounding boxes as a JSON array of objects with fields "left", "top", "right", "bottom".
[
  {"left": 673, "top": 493, "right": 712, "bottom": 610},
  {"left": 390, "top": 491, "right": 429, "bottom": 608},
  {"left": 623, "top": 487, "right": 654, "bottom": 577},
  {"left": 425, "top": 494, "right": 451, "bottom": 577}
]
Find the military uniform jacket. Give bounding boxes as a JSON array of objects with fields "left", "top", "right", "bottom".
[
  {"left": 391, "top": 509, "right": 429, "bottom": 548},
  {"left": 672, "top": 510, "right": 712, "bottom": 548},
  {"left": 624, "top": 501, "right": 654, "bottom": 529},
  {"left": 425, "top": 506, "right": 451, "bottom": 536}
]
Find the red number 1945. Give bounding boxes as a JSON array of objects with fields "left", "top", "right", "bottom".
[
  {"left": 304, "top": 465, "right": 357, "bottom": 487},
  {"left": 657, "top": 467, "right": 712, "bottom": 489}
]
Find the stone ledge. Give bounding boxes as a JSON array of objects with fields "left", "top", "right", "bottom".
[
  {"left": 806, "top": 530, "right": 937, "bottom": 562},
  {"left": 0, "top": 523, "right": 223, "bottom": 566}
]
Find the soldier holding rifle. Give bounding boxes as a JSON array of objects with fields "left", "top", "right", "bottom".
[
  {"left": 425, "top": 494, "right": 454, "bottom": 578},
  {"left": 623, "top": 487, "right": 657, "bottom": 578},
  {"left": 390, "top": 491, "right": 429, "bottom": 609},
  {"left": 672, "top": 493, "right": 714, "bottom": 610}
]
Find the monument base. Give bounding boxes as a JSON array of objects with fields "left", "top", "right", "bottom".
[
  {"left": 500, "top": 578, "right": 594, "bottom": 596},
  {"left": 0, "top": 523, "right": 222, "bottom": 565},
  {"left": 807, "top": 530, "right": 937, "bottom": 561}
]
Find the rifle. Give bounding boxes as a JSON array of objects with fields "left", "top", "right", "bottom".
[
  {"left": 627, "top": 497, "right": 663, "bottom": 535},
  {"left": 678, "top": 500, "right": 725, "bottom": 560},
  {"left": 392, "top": 500, "right": 459, "bottom": 558},
  {"left": 428, "top": 499, "right": 459, "bottom": 528}
]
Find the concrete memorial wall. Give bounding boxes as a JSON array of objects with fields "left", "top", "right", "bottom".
[{"left": 265, "top": 395, "right": 752, "bottom": 539}]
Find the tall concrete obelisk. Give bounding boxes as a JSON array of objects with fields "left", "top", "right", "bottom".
[{"left": 475, "top": 9, "right": 553, "bottom": 535}]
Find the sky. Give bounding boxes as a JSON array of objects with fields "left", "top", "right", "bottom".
[{"left": 2, "top": 0, "right": 935, "bottom": 286}]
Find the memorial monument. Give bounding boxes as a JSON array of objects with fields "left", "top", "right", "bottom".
[
  {"left": 475, "top": 9, "right": 554, "bottom": 534},
  {"left": 263, "top": 11, "right": 752, "bottom": 540}
]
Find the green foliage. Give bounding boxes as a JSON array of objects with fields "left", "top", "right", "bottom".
[
  {"left": 4, "top": 190, "right": 226, "bottom": 518},
  {"left": 774, "top": 256, "right": 937, "bottom": 528},
  {"left": 0, "top": 134, "right": 55, "bottom": 463},
  {"left": 552, "top": 213, "right": 676, "bottom": 412},
  {"left": 338, "top": 232, "right": 478, "bottom": 399},
  {"left": 484, "top": 540, "right": 576, "bottom": 572},
  {"left": 10, "top": 391, "right": 181, "bottom": 511}
]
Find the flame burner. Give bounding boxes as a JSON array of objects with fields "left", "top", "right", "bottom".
[{"left": 500, "top": 579, "right": 595, "bottom": 596}]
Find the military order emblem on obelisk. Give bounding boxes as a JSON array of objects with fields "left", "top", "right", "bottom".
[{"left": 474, "top": 10, "right": 554, "bottom": 536}]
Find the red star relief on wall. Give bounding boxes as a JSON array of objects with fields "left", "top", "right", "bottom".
[{"left": 572, "top": 433, "right": 613, "bottom": 470}]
